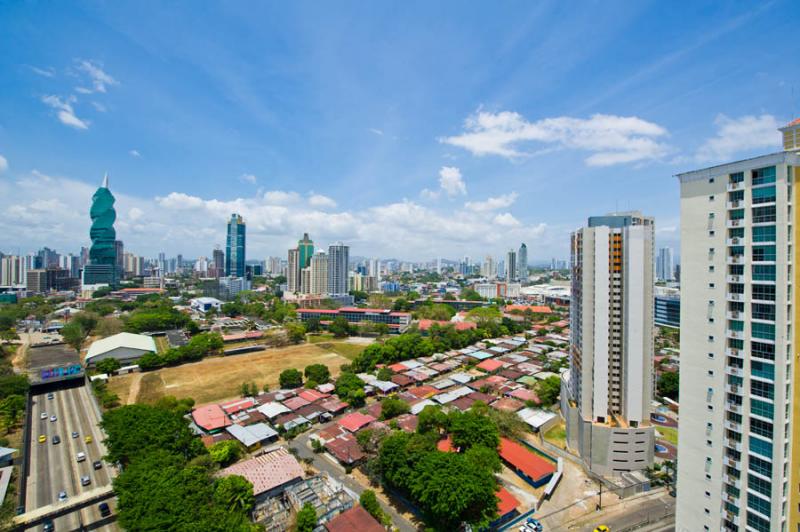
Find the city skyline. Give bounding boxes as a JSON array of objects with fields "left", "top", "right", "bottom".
[{"left": 2, "top": 2, "right": 799, "bottom": 259}]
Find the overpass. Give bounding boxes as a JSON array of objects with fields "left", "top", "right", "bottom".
[{"left": 14, "top": 485, "right": 115, "bottom": 529}]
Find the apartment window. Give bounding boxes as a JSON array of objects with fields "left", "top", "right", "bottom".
[
  {"left": 750, "top": 418, "right": 774, "bottom": 439},
  {"left": 747, "top": 495, "right": 772, "bottom": 520},
  {"left": 748, "top": 473, "right": 773, "bottom": 497},
  {"left": 708, "top": 370, "right": 714, "bottom": 376},
  {"left": 709, "top": 282, "right": 715, "bottom": 289},
  {"left": 753, "top": 225, "right": 777, "bottom": 242},
  {"left": 753, "top": 185, "right": 777, "bottom": 204},
  {"left": 751, "top": 379, "right": 775, "bottom": 400},
  {"left": 752, "top": 166, "right": 777, "bottom": 186},
  {"left": 746, "top": 511, "right": 771, "bottom": 532},
  {"left": 729, "top": 189, "right": 745, "bottom": 202},
  {"left": 709, "top": 177, "right": 715, "bottom": 183},
  {"left": 751, "top": 341, "right": 775, "bottom": 360},
  {"left": 752, "top": 360, "right": 775, "bottom": 381},
  {"left": 710, "top": 195, "right": 715, "bottom": 201},
  {"left": 752, "top": 264, "right": 776, "bottom": 281},
  {"left": 753, "top": 205, "right": 776, "bottom": 223},
  {"left": 730, "top": 208, "right": 745, "bottom": 220},
  {"left": 752, "top": 245, "right": 776, "bottom": 262},
  {"left": 749, "top": 455, "right": 773, "bottom": 477},
  {"left": 709, "top": 230, "right": 716, "bottom": 237},
  {"left": 751, "top": 399, "right": 774, "bottom": 419},
  {"left": 730, "top": 171, "right": 745, "bottom": 183},
  {"left": 709, "top": 265, "right": 715, "bottom": 272},
  {"left": 710, "top": 212, "right": 716, "bottom": 218},
  {"left": 752, "top": 303, "right": 776, "bottom": 321},
  {"left": 752, "top": 284, "right": 776, "bottom": 301},
  {"left": 708, "top": 335, "right": 715, "bottom": 342},
  {"left": 751, "top": 322, "right": 775, "bottom": 341}
]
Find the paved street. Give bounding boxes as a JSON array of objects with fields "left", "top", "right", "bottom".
[
  {"left": 27, "top": 384, "right": 117, "bottom": 531},
  {"left": 559, "top": 490, "right": 675, "bottom": 532},
  {"left": 291, "top": 432, "right": 418, "bottom": 532}
]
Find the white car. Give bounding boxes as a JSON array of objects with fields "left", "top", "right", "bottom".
[
  {"left": 76, "top": 452, "right": 86, "bottom": 462},
  {"left": 40, "top": 412, "right": 47, "bottom": 420},
  {"left": 50, "top": 415, "right": 57, "bottom": 422}
]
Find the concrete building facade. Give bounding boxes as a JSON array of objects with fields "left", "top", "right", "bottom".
[{"left": 562, "top": 211, "right": 655, "bottom": 476}]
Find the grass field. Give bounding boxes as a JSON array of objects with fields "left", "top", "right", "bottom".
[
  {"left": 656, "top": 426, "right": 678, "bottom": 445},
  {"left": 154, "top": 336, "right": 169, "bottom": 353},
  {"left": 544, "top": 421, "right": 567, "bottom": 449},
  {"left": 107, "top": 342, "right": 355, "bottom": 405},
  {"left": 316, "top": 342, "right": 367, "bottom": 361},
  {"left": 308, "top": 334, "right": 335, "bottom": 344}
]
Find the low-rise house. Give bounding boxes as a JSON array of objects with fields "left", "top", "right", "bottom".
[
  {"left": 298, "top": 389, "right": 330, "bottom": 403},
  {"left": 219, "top": 447, "right": 304, "bottom": 502},
  {"left": 319, "top": 397, "right": 348, "bottom": 415},
  {"left": 192, "top": 404, "right": 232, "bottom": 433},
  {"left": 491, "top": 397, "right": 524, "bottom": 413},
  {"left": 324, "top": 505, "right": 383, "bottom": 532},
  {"left": 499, "top": 438, "right": 557, "bottom": 487},
  {"left": 336, "top": 412, "right": 376, "bottom": 433},
  {"left": 282, "top": 396, "right": 311, "bottom": 411},
  {"left": 257, "top": 402, "right": 291, "bottom": 420},
  {"left": 325, "top": 433, "right": 364, "bottom": 465},
  {"left": 85, "top": 332, "right": 157, "bottom": 366},
  {"left": 225, "top": 423, "right": 278, "bottom": 450},
  {"left": 394, "top": 413, "right": 418, "bottom": 432}
]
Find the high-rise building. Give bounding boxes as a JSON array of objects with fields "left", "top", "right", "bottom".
[
  {"left": 212, "top": 247, "right": 225, "bottom": 278},
  {"left": 505, "top": 250, "right": 517, "bottom": 281},
  {"left": 518, "top": 243, "right": 528, "bottom": 282},
  {"left": 368, "top": 258, "right": 380, "bottom": 278},
  {"left": 481, "top": 255, "right": 495, "bottom": 278},
  {"left": 267, "top": 256, "right": 282, "bottom": 276},
  {"left": 298, "top": 233, "right": 314, "bottom": 271},
  {"left": 287, "top": 248, "right": 300, "bottom": 293},
  {"left": 561, "top": 211, "right": 655, "bottom": 476},
  {"left": 114, "top": 240, "right": 124, "bottom": 275},
  {"left": 26, "top": 269, "right": 49, "bottom": 294},
  {"left": 656, "top": 247, "right": 674, "bottom": 281},
  {"left": 327, "top": 242, "right": 349, "bottom": 296},
  {"left": 225, "top": 214, "right": 246, "bottom": 277},
  {"left": 0, "top": 255, "right": 25, "bottom": 285},
  {"left": 83, "top": 174, "right": 119, "bottom": 287},
  {"left": 675, "top": 119, "right": 800, "bottom": 532},
  {"left": 309, "top": 252, "right": 329, "bottom": 295}
]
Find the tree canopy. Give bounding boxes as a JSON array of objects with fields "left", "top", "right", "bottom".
[
  {"left": 279, "top": 368, "right": 304, "bottom": 389},
  {"left": 304, "top": 364, "right": 331, "bottom": 384},
  {"left": 657, "top": 372, "right": 679, "bottom": 400}
]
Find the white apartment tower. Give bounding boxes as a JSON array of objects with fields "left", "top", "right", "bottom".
[
  {"left": 561, "top": 211, "right": 656, "bottom": 476},
  {"left": 309, "top": 252, "right": 329, "bottom": 295},
  {"left": 676, "top": 119, "right": 800, "bottom": 532},
  {"left": 327, "top": 242, "right": 349, "bottom": 296}
]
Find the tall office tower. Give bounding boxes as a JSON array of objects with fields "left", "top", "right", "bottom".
[
  {"left": 309, "top": 252, "right": 329, "bottom": 295},
  {"left": 114, "top": 240, "right": 124, "bottom": 275},
  {"left": 26, "top": 269, "right": 49, "bottom": 294},
  {"left": 83, "top": 174, "right": 119, "bottom": 287},
  {"left": 0, "top": 256, "right": 23, "bottom": 285},
  {"left": 36, "top": 247, "right": 59, "bottom": 269},
  {"left": 79, "top": 246, "right": 89, "bottom": 268},
  {"left": 505, "top": 250, "right": 517, "bottom": 281},
  {"left": 675, "top": 119, "right": 800, "bottom": 532},
  {"left": 482, "top": 256, "right": 495, "bottom": 278},
  {"left": 656, "top": 247, "right": 674, "bottom": 281},
  {"left": 300, "top": 267, "right": 312, "bottom": 295},
  {"left": 561, "top": 211, "right": 655, "bottom": 476},
  {"left": 298, "top": 233, "right": 314, "bottom": 270},
  {"left": 328, "top": 242, "right": 349, "bottom": 295},
  {"left": 211, "top": 247, "right": 224, "bottom": 278},
  {"left": 368, "top": 258, "right": 380, "bottom": 278},
  {"left": 517, "top": 243, "right": 528, "bottom": 282},
  {"left": 225, "top": 214, "right": 246, "bottom": 277},
  {"left": 268, "top": 256, "right": 282, "bottom": 276},
  {"left": 287, "top": 248, "right": 300, "bottom": 293}
]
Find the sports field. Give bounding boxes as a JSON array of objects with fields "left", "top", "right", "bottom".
[{"left": 107, "top": 341, "right": 367, "bottom": 405}]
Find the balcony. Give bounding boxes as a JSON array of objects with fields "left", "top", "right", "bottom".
[
  {"left": 726, "top": 219, "right": 743, "bottom": 228},
  {"left": 726, "top": 293, "right": 745, "bottom": 303},
  {"left": 725, "top": 383, "right": 742, "bottom": 395},
  {"left": 726, "top": 275, "right": 742, "bottom": 284},
  {"left": 725, "top": 512, "right": 740, "bottom": 527},
  {"left": 726, "top": 254, "right": 744, "bottom": 265},
  {"left": 723, "top": 491, "right": 738, "bottom": 504},
  {"left": 725, "top": 348, "right": 743, "bottom": 359},
  {"left": 727, "top": 181, "right": 743, "bottom": 192},
  {"left": 725, "top": 401, "right": 742, "bottom": 415},
  {"left": 726, "top": 330, "right": 744, "bottom": 340},
  {"left": 724, "top": 419, "right": 742, "bottom": 432},
  {"left": 724, "top": 366, "right": 744, "bottom": 377},
  {"left": 726, "top": 310, "right": 744, "bottom": 319},
  {"left": 724, "top": 474, "right": 741, "bottom": 489},
  {"left": 726, "top": 236, "right": 745, "bottom": 246},
  {"left": 727, "top": 200, "right": 743, "bottom": 210},
  {"left": 724, "top": 436, "right": 743, "bottom": 452},
  {"left": 723, "top": 455, "right": 739, "bottom": 468}
]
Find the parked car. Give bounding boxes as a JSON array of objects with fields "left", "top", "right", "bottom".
[
  {"left": 527, "top": 518, "right": 543, "bottom": 532},
  {"left": 92, "top": 460, "right": 103, "bottom": 470},
  {"left": 98, "top": 502, "right": 111, "bottom": 517},
  {"left": 57, "top": 490, "right": 67, "bottom": 502},
  {"left": 80, "top": 476, "right": 91, "bottom": 486},
  {"left": 52, "top": 435, "right": 61, "bottom": 445},
  {"left": 76, "top": 452, "right": 86, "bottom": 462}
]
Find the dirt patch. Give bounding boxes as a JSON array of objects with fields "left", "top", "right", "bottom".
[
  {"left": 316, "top": 342, "right": 368, "bottom": 361},
  {"left": 107, "top": 343, "right": 351, "bottom": 405}
]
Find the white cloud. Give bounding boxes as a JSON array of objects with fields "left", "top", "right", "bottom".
[
  {"left": 92, "top": 102, "right": 107, "bottom": 113},
  {"left": 0, "top": 171, "right": 552, "bottom": 261},
  {"left": 441, "top": 109, "right": 670, "bottom": 166},
  {"left": 694, "top": 114, "right": 780, "bottom": 163},
  {"left": 465, "top": 192, "right": 518, "bottom": 212},
  {"left": 28, "top": 66, "right": 55, "bottom": 78},
  {"left": 0, "top": 155, "right": 7, "bottom": 173},
  {"left": 368, "top": 128, "right": 384, "bottom": 136},
  {"left": 420, "top": 188, "right": 439, "bottom": 200},
  {"left": 308, "top": 193, "right": 337, "bottom": 209},
  {"left": 75, "top": 60, "right": 118, "bottom": 93},
  {"left": 41, "top": 95, "right": 89, "bottom": 130},
  {"left": 240, "top": 173, "right": 257, "bottom": 184},
  {"left": 75, "top": 87, "right": 93, "bottom": 95},
  {"left": 438, "top": 166, "right": 467, "bottom": 196},
  {"left": 129, "top": 149, "right": 141, "bottom": 158}
]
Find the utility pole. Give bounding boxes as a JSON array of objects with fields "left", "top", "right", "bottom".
[{"left": 596, "top": 479, "right": 603, "bottom": 511}]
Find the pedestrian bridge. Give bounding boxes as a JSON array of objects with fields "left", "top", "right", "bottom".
[{"left": 14, "top": 485, "right": 114, "bottom": 529}]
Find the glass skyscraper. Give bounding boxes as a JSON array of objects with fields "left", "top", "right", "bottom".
[
  {"left": 83, "top": 174, "right": 119, "bottom": 287},
  {"left": 225, "top": 214, "right": 246, "bottom": 277}
]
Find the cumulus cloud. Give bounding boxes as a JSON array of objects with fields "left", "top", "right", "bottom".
[
  {"left": 439, "top": 166, "right": 467, "bottom": 196},
  {"left": 308, "top": 193, "right": 337, "bottom": 209},
  {"left": 129, "top": 149, "right": 141, "bottom": 158},
  {"left": 75, "top": 60, "right": 118, "bottom": 93},
  {"left": 0, "top": 171, "right": 551, "bottom": 260},
  {"left": 694, "top": 114, "right": 780, "bottom": 163},
  {"left": 441, "top": 109, "right": 670, "bottom": 166},
  {"left": 41, "top": 95, "right": 89, "bottom": 130},
  {"left": 240, "top": 173, "right": 257, "bottom": 184},
  {"left": 0, "top": 155, "right": 7, "bottom": 173},
  {"left": 465, "top": 192, "right": 518, "bottom": 212}
]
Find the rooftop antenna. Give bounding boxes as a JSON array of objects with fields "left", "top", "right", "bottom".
[{"left": 102, "top": 172, "right": 109, "bottom": 188}]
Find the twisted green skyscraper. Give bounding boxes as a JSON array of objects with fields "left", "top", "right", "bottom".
[{"left": 83, "top": 174, "right": 119, "bottom": 287}]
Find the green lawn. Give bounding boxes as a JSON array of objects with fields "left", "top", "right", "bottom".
[
  {"left": 317, "top": 342, "right": 367, "bottom": 361},
  {"left": 656, "top": 426, "right": 678, "bottom": 445},
  {"left": 308, "top": 334, "right": 335, "bottom": 344},
  {"left": 543, "top": 422, "right": 567, "bottom": 449}
]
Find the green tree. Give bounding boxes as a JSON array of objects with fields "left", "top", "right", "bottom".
[
  {"left": 467, "top": 306, "right": 502, "bottom": 328},
  {"left": 285, "top": 322, "right": 307, "bottom": 344},
  {"left": 535, "top": 376, "right": 561, "bottom": 406},
  {"left": 449, "top": 410, "right": 500, "bottom": 451},
  {"left": 377, "top": 367, "right": 393, "bottom": 381},
  {"left": 294, "top": 502, "right": 317, "bottom": 532},
  {"left": 658, "top": 372, "right": 679, "bottom": 400},
  {"left": 328, "top": 316, "right": 352, "bottom": 338},
  {"left": 359, "top": 489, "right": 383, "bottom": 521},
  {"left": 96, "top": 358, "right": 121, "bottom": 374},
  {"left": 61, "top": 321, "right": 90, "bottom": 353},
  {"left": 380, "top": 397, "right": 409, "bottom": 420},
  {"left": 304, "top": 364, "right": 331, "bottom": 384},
  {"left": 305, "top": 317, "right": 321, "bottom": 333},
  {"left": 213, "top": 475, "right": 255, "bottom": 513},
  {"left": 460, "top": 288, "right": 484, "bottom": 302},
  {"left": 0, "top": 374, "right": 30, "bottom": 400},
  {"left": 334, "top": 372, "right": 366, "bottom": 407},
  {"left": 417, "top": 405, "right": 448, "bottom": 434},
  {"left": 279, "top": 368, "right": 303, "bottom": 389},
  {"left": 209, "top": 440, "right": 244, "bottom": 467}
]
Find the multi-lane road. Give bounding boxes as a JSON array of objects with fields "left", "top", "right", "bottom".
[{"left": 26, "top": 385, "right": 116, "bottom": 531}]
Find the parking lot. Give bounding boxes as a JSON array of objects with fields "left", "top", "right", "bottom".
[{"left": 26, "top": 385, "right": 117, "bottom": 531}]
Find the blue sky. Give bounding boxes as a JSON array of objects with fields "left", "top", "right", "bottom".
[{"left": 1, "top": 1, "right": 798, "bottom": 262}]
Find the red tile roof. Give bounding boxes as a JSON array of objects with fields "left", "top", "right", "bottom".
[
  {"left": 192, "top": 404, "right": 232, "bottom": 432},
  {"left": 491, "top": 397, "right": 524, "bottom": 412},
  {"left": 220, "top": 398, "right": 256, "bottom": 415},
  {"left": 319, "top": 397, "right": 348, "bottom": 413},
  {"left": 505, "top": 305, "right": 551, "bottom": 314},
  {"left": 395, "top": 413, "right": 418, "bottom": 432},
  {"left": 437, "top": 435, "right": 456, "bottom": 453},
  {"left": 298, "top": 389, "right": 330, "bottom": 403},
  {"left": 406, "top": 385, "right": 438, "bottom": 399},
  {"left": 282, "top": 396, "right": 311, "bottom": 411},
  {"left": 497, "top": 487, "right": 520, "bottom": 516},
  {"left": 499, "top": 438, "right": 556, "bottom": 482},
  {"left": 219, "top": 447, "right": 303, "bottom": 496},
  {"left": 508, "top": 388, "right": 540, "bottom": 404},
  {"left": 391, "top": 374, "right": 414, "bottom": 387},
  {"left": 476, "top": 359, "right": 505, "bottom": 373},
  {"left": 388, "top": 363, "right": 407, "bottom": 373},
  {"left": 325, "top": 505, "right": 384, "bottom": 532},
  {"left": 337, "top": 412, "right": 376, "bottom": 432},
  {"left": 325, "top": 433, "right": 365, "bottom": 464}
]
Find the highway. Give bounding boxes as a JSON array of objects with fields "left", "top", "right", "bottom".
[{"left": 27, "top": 385, "right": 117, "bottom": 531}]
